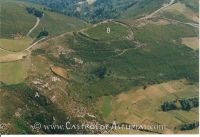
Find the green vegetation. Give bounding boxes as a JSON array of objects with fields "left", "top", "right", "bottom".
[
  {"left": 176, "top": 121, "right": 199, "bottom": 131},
  {"left": 100, "top": 96, "right": 113, "bottom": 118},
  {"left": 30, "top": 8, "right": 87, "bottom": 38},
  {"left": 0, "top": 38, "right": 33, "bottom": 51},
  {"left": 179, "top": 0, "right": 199, "bottom": 13},
  {"left": 161, "top": 101, "right": 177, "bottom": 111},
  {"left": 134, "top": 24, "right": 197, "bottom": 44},
  {"left": 120, "top": 0, "right": 165, "bottom": 19},
  {"left": 93, "top": 66, "right": 107, "bottom": 79},
  {"left": 29, "top": 0, "right": 168, "bottom": 22},
  {"left": 28, "top": 0, "right": 138, "bottom": 22},
  {"left": 0, "top": 60, "right": 29, "bottom": 84},
  {"left": 0, "top": 83, "right": 85, "bottom": 134},
  {"left": 96, "top": 80, "right": 199, "bottom": 133},
  {"left": 26, "top": 7, "right": 43, "bottom": 18},
  {"left": 36, "top": 30, "right": 49, "bottom": 38},
  {"left": 0, "top": 0, "right": 36, "bottom": 38},
  {"left": 0, "top": 49, "right": 13, "bottom": 57},
  {"left": 0, "top": 0, "right": 87, "bottom": 39},
  {"left": 160, "top": 9, "right": 198, "bottom": 24},
  {"left": 161, "top": 97, "right": 199, "bottom": 111},
  {"left": 85, "top": 22, "right": 129, "bottom": 41},
  {"left": 31, "top": 48, "right": 46, "bottom": 55},
  {"left": 46, "top": 23, "right": 198, "bottom": 102}
]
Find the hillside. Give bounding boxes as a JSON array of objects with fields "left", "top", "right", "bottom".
[
  {"left": 0, "top": 0, "right": 87, "bottom": 84},
  {"left": 28, "top": 0, "right": 199, "bottom": 24},
  {"left": 28, "top": 0, "right": 168, "bottom": 22},
  {"left": 0, "top": 0, "right": 87, "bottom": 39},
  {"left": 19, "top": 17, "right": 198, "bottom": 134},
  {"left": 28, "top": 0, "right": 133, "bottom": 22},
  {"left": 120, "top": 0, "right": 166, "bottom": 19}
]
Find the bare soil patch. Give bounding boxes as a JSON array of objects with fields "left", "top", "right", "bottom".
[{"left": 50, "top": 65, "right": 69, "bottom": 79}]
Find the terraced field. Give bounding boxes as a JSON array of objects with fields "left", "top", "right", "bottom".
[{"left": 96, "top": 80, "right": 198, "bottom": 134}]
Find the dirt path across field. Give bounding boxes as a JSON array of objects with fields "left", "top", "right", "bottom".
[
  {"left": 137, "top": 0, "right": 175, "bottom": 21},
  {"left": 26, "top": 17, "right": 40, "bottom": 37}
]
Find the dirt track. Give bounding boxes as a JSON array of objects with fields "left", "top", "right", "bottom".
[
  {"left": 26, "top": 17, "right": 40, "bottom": 37},
  {"left": 137, "top": 0, "right": 175, "bottom": 21}
]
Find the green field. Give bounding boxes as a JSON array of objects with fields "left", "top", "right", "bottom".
[
  {"left": 30, "top": 10, "right": 88, "bottom": 38},
  {"left": 179, "top": 0, "right": 199, "bottom": 13},
  {"left": 134, "top": 23, "right": 197, "bottom": 43},
  {"left": 100, "top": 96, "right": 113, "bottom": 118},
  {"left": 0, "top": 38, "right": 33, "bottom": 51},
  {"left": 120, "top": 0, "right": 165, "bottom": 19},
  {"left": 85, "top": 21, "right": 130, "bottom": 41},
  {"left": 0, "top": 60, "right": 29, "bottom": 84},
  {"left": 0, "top": 0, "right": 87, "bottom": 39},
  {"left": 0, "top": 0, "right": 35, "bottom": 38},
  {"left": 96, "top": 80, "right": 199, "bottom": 133},
  {"left": 0, "top": 49, "right": 13, "bottom": 57}
]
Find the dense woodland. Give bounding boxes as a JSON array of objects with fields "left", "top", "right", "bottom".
[
  {"left": 26, "top": 7, "right": 43, "bottom": 17},
  {"left": 28, "top": 0, "right": 162, "bottom": 22}
]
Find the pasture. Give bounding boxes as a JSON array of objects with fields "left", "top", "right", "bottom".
[
  {"left": 0, "top": 38, "right": 33, "bottom": 51},
  {"left": 85, "top": 21, "right": 130, "bottom": 41},
  {"left": 96, "top": 80, "right": 199, "bottom": 134},
  {"left": 0, "top": 59, "right": 29, "bottom": 84}
]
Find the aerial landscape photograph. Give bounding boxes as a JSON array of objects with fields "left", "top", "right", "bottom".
[{"left": 0, "top": 0, "right": 199, "bottom": 135}]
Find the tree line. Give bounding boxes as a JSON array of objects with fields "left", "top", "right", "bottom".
[
  {"left": 161, "top": 97, "right": 199, "bottom": 111},
  {"left": 26, "top": 7, "right": 43, "bottom": 18}
]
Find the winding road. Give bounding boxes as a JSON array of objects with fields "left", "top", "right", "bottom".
[
  {"left": 24, "top": 37, "right": 46, "bottom": 51},
  {"left": 136, "top": 0, "right": 198, "bottom": 28},
  {"left": 137, "top": 0, "right": 175, "bottom": 21},
  {"left": 1, "top": 0, "right": 198, "bottom": 63},
  {"left": 0, "top": 17, "right": 43, "bottom": 62},
  {"left": 26, "top": 17, "right": 40, "bottom": 37},
  {"left": 162, "top": 17, "right": 199, "bottom": 28}
]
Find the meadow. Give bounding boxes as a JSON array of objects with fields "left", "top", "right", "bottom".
[
  {"left": 0, "top": 59, "right": 29, "bottom": 84},
  {"left": 0, "top": 0, "right": 88, "bottom": 84},
  {"left": 0, "top": 38, "right": 33, "bottom": 51},
  {"left": 0, "top": 0, "right": 87, "bottom": 39},
  {"left": 85, "top": 21, "right": 130, "bottom": 41},
  {"left": 96, "top": 80, "right": 199, "bottom": 133}
]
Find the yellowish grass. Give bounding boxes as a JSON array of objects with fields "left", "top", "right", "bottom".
[
  {"left": 0, "top": 51, "right": 28, "bottom": 63},
  {"left": 0, "top": 49, "right": 13, "bottom": 57},
  {"left": 181, "top": 37, "right": 199, "bottom": 50},
  {"left": 0, "top": 59, "right": 29, "bottom": 84},
  {"left": 96, "top": 80, "right": 199, "bottom": 134},
  {"left": 162, "top": 3, "right": 198, "bottom": 23},
  {"left": 0, "top": 37, "right": 33, "bottom": 51},
  {"left": 150, "top": 19, "right": 170, "bottom": 26}
]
